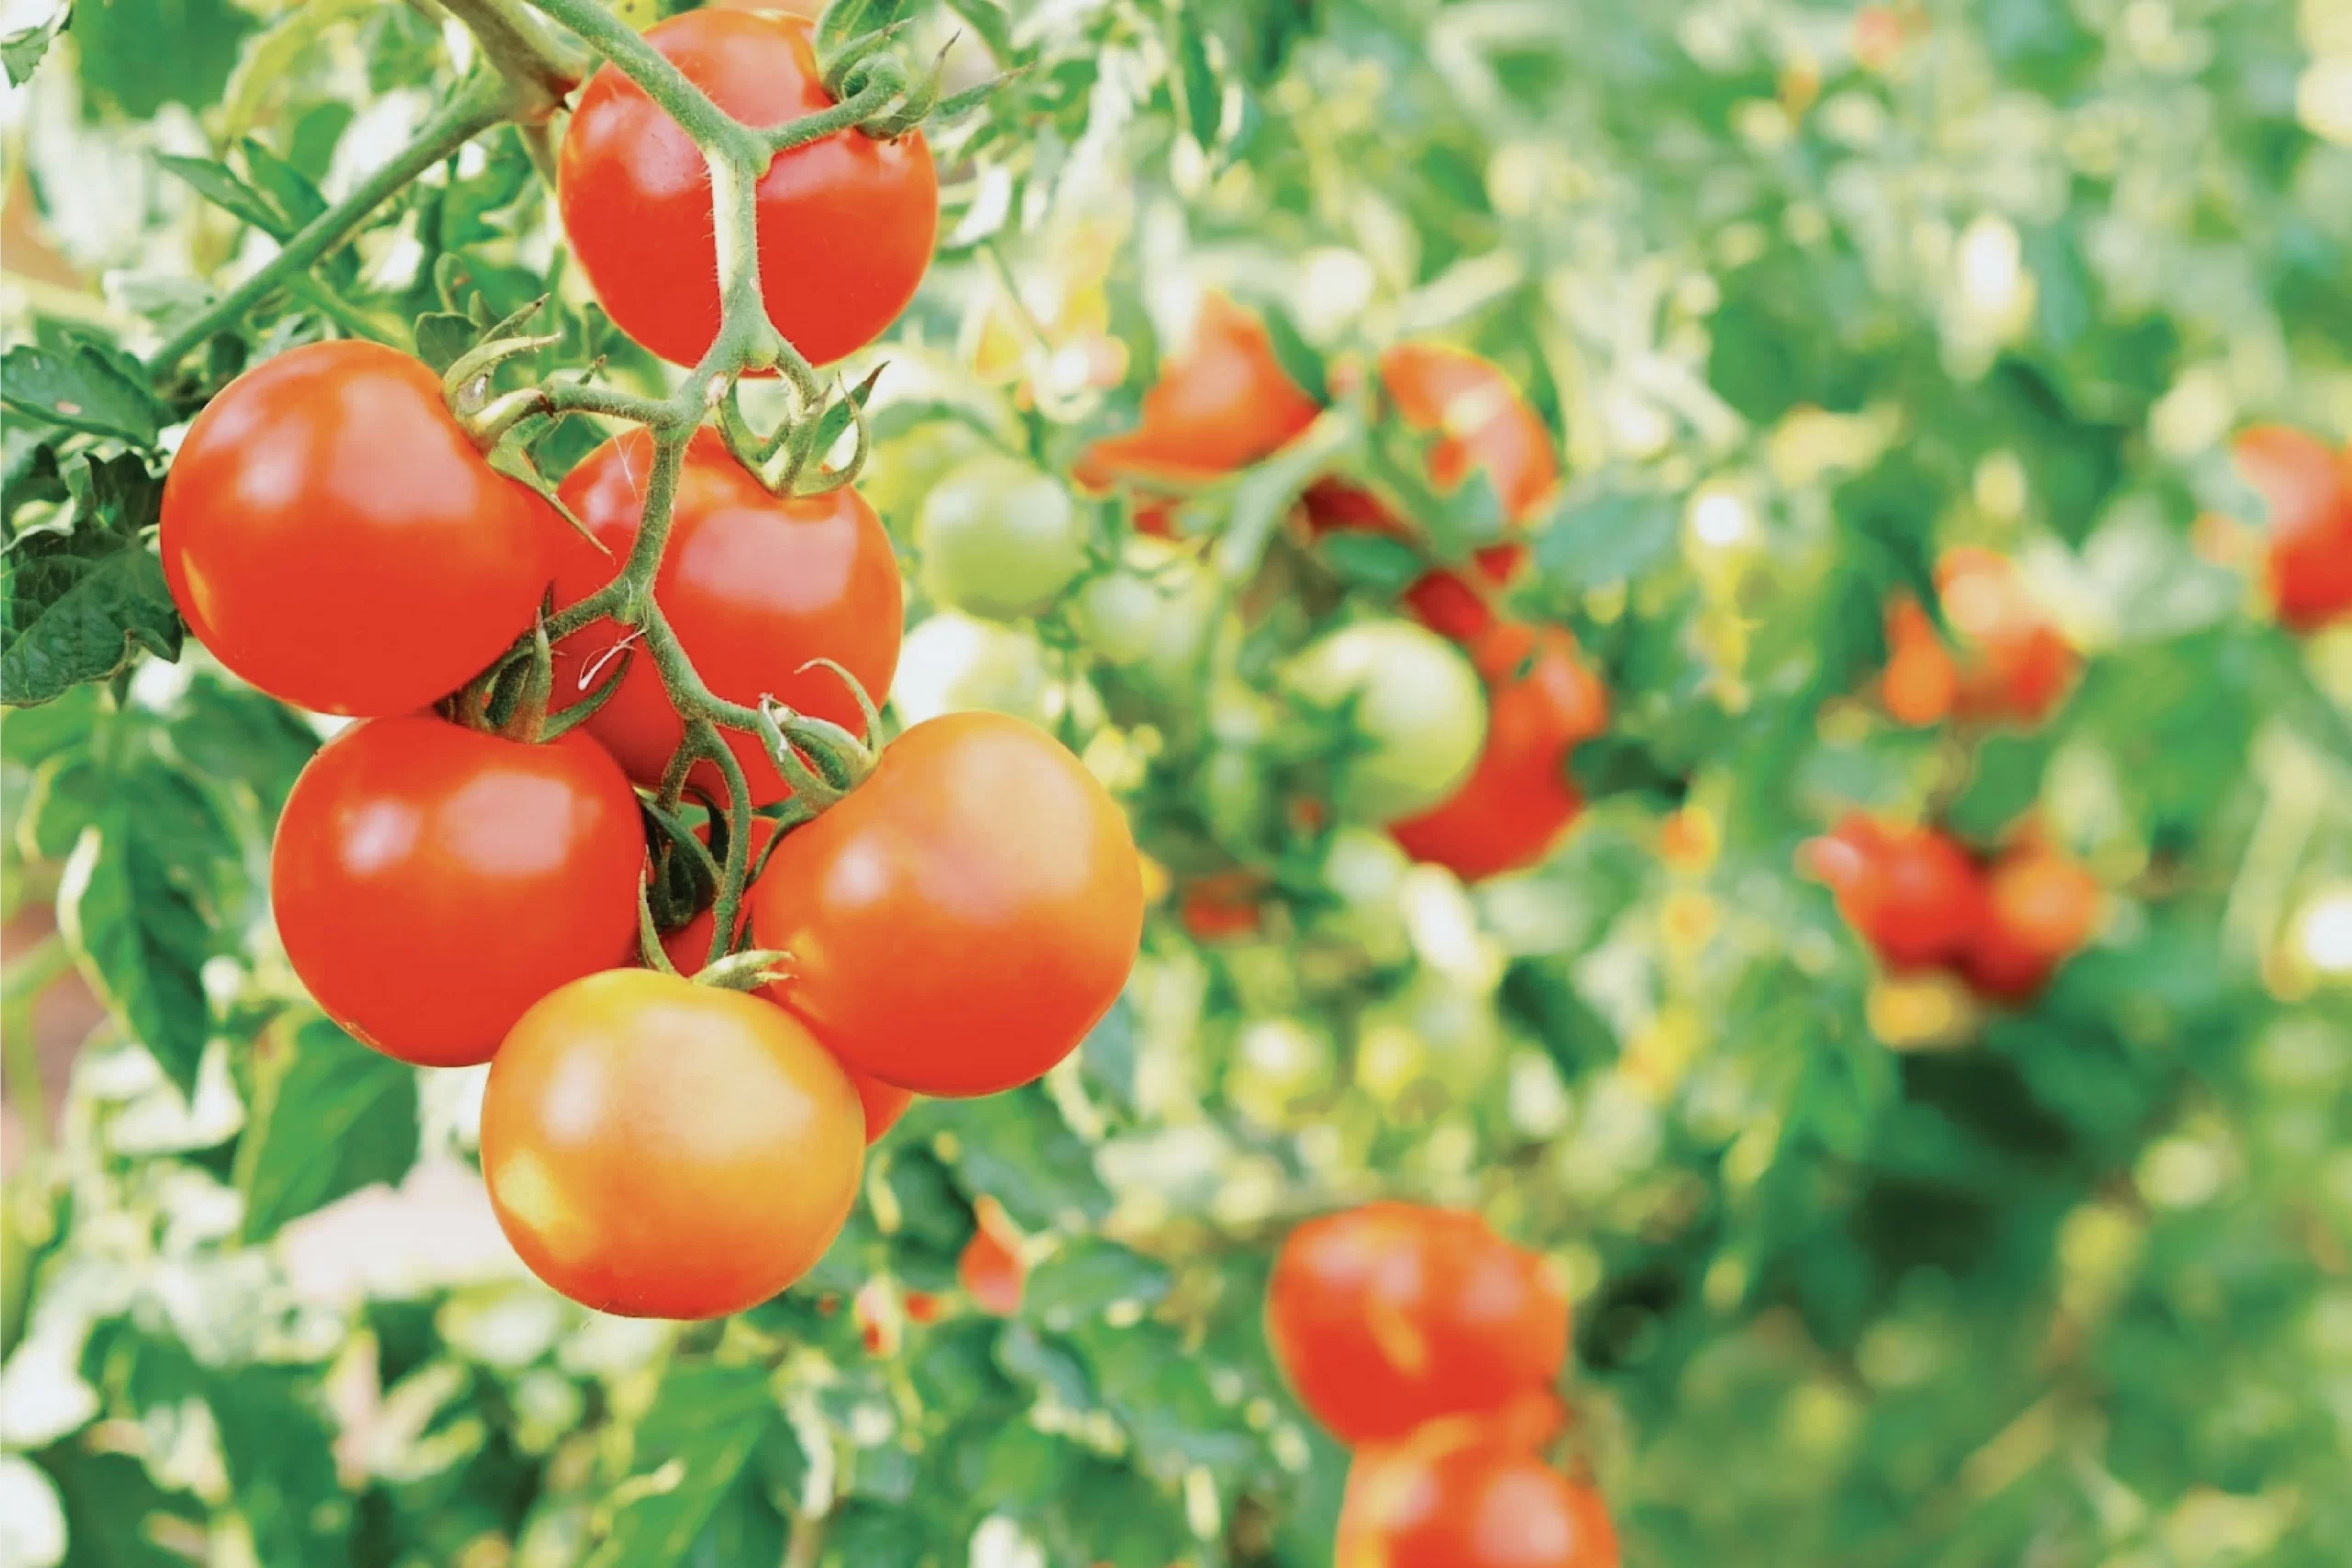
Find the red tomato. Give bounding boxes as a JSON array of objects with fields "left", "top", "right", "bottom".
[
  {"left": 1338, "top": 1427, "right": 1618, "bottom": 1568},
  {"left": 1265, "top": 1202, "right": 1570, "bottom": 1447},
  {"left": 550, "top": 427, "right": 901, "bottom": 806},
  {"left": 1390, "top": 620, "right": 1609, "bottom": 882},
  {"left": 958, "top": 1196, "right": 1025, "bottom": 1316},
  {"left": 2233, "top": 425, "right": 2352, "bottom": 632},
  {"left": 751, "top": 712, "right": 1144, "bottom": 1097},
  {"left": 657, "top": 817, "right": 915, "bottom": 1144},
  {"left": 161, "top": 341, "right": 554, "bottom": 716},
  {"left": 1805, "top": 816, "right": 1986, "bottom": 973},
  {"left": 558, "top": 10, "right": 937, "bottom": 368},
  {"left": 1302, "top": 344, "right": 1558, "bottom": 637},
  {"left": 270, "top": 717, "right": 644, "bottom": 1067},
  {"left": 481, "top": 970, "right": 864, "bottom": 1318},
  {"left": 1176, "top": 869, "right": 1269, "bottom": 942},
  {"left": 1935, "top": 548, "right": 2078, "bottom": 726},
  {"left": 1961, "top": 839, "right": 2098, "bottom": 1002},
  {"left": 1880, "top": 599, "right": 1960, "bottom": 727},
  {"left": 1076, "top": 293, "right": 1321, "bottom": 489}
]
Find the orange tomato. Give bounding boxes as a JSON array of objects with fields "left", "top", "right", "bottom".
[
  {"left": 1805, "top": 815, "right": 1988, "bottom": 973},
  {"left": 958, "top": 1197, "right": 1026, "bottom": 1316},
  {"left": 2233, "top": 425, "right": 2352, "bottom": 633},
  {"left": 1076, "top": 293, "right": 1321, "bottom": 489},
  {"left": 1337, "top": 1423, "right": 1618, "bottom": 1568}
]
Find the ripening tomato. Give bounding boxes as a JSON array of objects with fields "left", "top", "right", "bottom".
[
  {"left": 1880, "top": 599, "right": 1960, "bottom": 727},
  {"left": 1805, "top": 815, "right": 1986, "bottom": 973},
  {"left": 751, "top": 712, "right": 1144, "bottom": 1096},
  {"left": 270, "top": 717, "right": 644, "bottom": 1067},
  {"left": 2233, "top": 425, "right": 2352, "bottom": 632},
  {"left": 559, "top": 9, "right": 937, "bottom": 368},
  {"left": 1961, "top": 839, "right": 2099, "bottom": 1002},
  {"left": 1390, "top": 620, "right": 1609, "bottom": 881},
  {"left": 1265, "top": 1202, "right": 1570, "bottom": 1447},
  {"left": 1337, "top": 1426, "right": 1618, "bottom": 1568},
  {"left": 549, "top": 427, "right": 901, "bottom": 806},
  {"left": 1075, "top": 293, "right": 1321, "bottom": 489},
  {"left": 1935, "top": 547, "right": 2078, "bottom": 725},
  {"left": 481, "top": 970, "right": 864, "bottom": 1318},
  {"left": 1283, "top": 620, "right": 1488, "bottom": 824},
  {"left": 915, "top": 454, "right": 1089, "bottom": 621},
  {"left": 958, "top": 1197, "right": 1025, "bottom": 1316},
  {"left": 1303, "top": 344, "right": 1559, "bottom": 638},
  {"left": 161, "top": 341, "right": 554, "bottom": 716},
  {"left": 658, "top": 818, "right": 915, "bottom": 1145}
]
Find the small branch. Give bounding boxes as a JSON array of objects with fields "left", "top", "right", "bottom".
[
  {"left": 437, "top": 0, "right": 588, "bottom": 121},
  {"left": 513, "top": 0, "right": 752, "bottom": 156},
  {"left": 149, "top": 73, "right": 518, "bottom": 376}
]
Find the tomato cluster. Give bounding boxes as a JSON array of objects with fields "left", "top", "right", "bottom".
[
  {"left": 1878, "top": 547, "right": 2078, "bottom": 728},
  {"left": 1805, "top": 816, "right": 2102, "bottom": 1003},
  {"left": 1265, "top": 1203, "right": 1618, "bottom": 1568}
]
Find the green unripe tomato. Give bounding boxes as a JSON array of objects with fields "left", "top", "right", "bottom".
[
  {"left": 1282, "top": 619, "right": 1487, "bottom": 824},
  {"left": 1068, "top": 570, "right": 1159, "bottom": 666},
  {"left": 916, "top": 454, "right": 1089, "bottom": 621},
  {"left": 860, "top": 419, "right": 995, "bottom": 532},
  {"left": 891, "top": 611, "right": 1051, "bottom": 726}
]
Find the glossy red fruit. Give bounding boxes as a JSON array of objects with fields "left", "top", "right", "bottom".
[
  {"left": 550, "top": 427, "right": 901, "bottom": 807},
  {"left": 1338, "top": 1426, "right": 1618, "bottom": 1568},
  {"left": 751, "top": 712, "right": 1145, "bottom": 1097},
  {"left": 481, "top": 970, "right": 864, "bottom": 1318},
  {"left": 559, "top": 9, "right": 937, "bottom": 367},
  {"left": 161, "top": 341, "right": 555, "bottom": 716},
  {"left": 1265, "top": 1202, "right": 1570, "bottom": 1447},
  {"left": 270, "top": 717, "right": 645, "bottom": 1067},
  {"left": 656, "top": 818, "right": 915, "bottom": 1145},
  {"left": 1961, "top": 840, "right": 2099, "bottom": 1003},
  {"left": 1806, "top": 816, "right": 1988, "bottom": 973},
  {"left": 1390, "top": 621, "right": 1610, "bottom": 882},
  {"left": 2233, "top": 425, "right": 2352, "bottom": 632},
  {"left": 1076, "top": 293, "right": 1322, "bottom": 490},
  {"left": 1936, "top": 547, "right": 2078, "bottom": 726}
]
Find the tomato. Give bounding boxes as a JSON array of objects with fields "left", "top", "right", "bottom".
[
  {"left": 270, "top": 717, "right": 644, "bottom": 1067},
  {"left": 1265, "top": 1202, "right": 1570, "bottom": 1446},
  {"left": 1337, "top": 1426, "right": 1617, "bottom": 1568},
  {"left": 1302, "top": 344, "right": 1558, "bottom": 637},
  {"left": 549, "top": 427, "right": 901, "bottom": 807},
  {"left": 916, "top": 454, "right": 1089, "bottom": 620},
  {"left": 1935, "top": 547, "right": 2078, "bottom": 725},
  {"left": 1067, "top": 570, "right": 1161, "bottom": 667},
  {"left": 558, "top": 9, "right": 937, "bottom": 368},
  {"left": 160, "top": 341, "right": 554, "bottom": 717},
  {"left": 1960, "top": 840, "right": 2098, "bottom": 1002},
  {"left": 751, "top": 711, "right": 1144, "bottom": 1096},
  {"left": 958, "top": 1197, "right": 1025, "bottom": 1316},
  {"left": 892, "top": 611, "right": 1052, "bottom": 727},
  {"left": 1880, "top": 599, "right": 1960, "bottom": 726},
  {"left": 657, "top": 818, "right": 915, "bottom": 1144},
  {"left": 1177, "top": 869, "right": 1268, "bottom": 942},
  {"left": 1390, "top": 620, "right": 1609, "bottom": 881},
  {"left": 1075, "top": 293, "right": 1321, "bottom": 488},
  {"left": 481, "top": 970, "right": 864, "bottom": 1318},
  {"left": 2233, "top": 425, "right": 2352, "bottom": 632},
  {"left": 1283, "top": 620, "right": 1487, "bottom": 824},
  {"left": 859, "top": 418, "right": 996, "bottom": 532},
  {"left": 1805, "top": 816, "right": 1987, "bottom": 973}
]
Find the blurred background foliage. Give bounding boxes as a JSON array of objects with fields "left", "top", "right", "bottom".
[{"left": 5, "top": 0, "right": 2352, "bottom": 1565}]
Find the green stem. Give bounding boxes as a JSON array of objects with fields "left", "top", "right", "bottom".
[
  {"left": 148, "top": 73, "right": 518, "bottom": 375},
  {"left": 697, "top": 721, "right": 757, "bottom": 967},
  {"left": 513, "top": 0, "right": 753, "bottom": 156},
  {"left": 437, "top": 0, "right": 588, "bottom": 119}
]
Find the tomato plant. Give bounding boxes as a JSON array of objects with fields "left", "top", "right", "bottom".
[
  {"left": 481, "top": 969, "right": 865, "bottom": 1318},
  {"left": 270, "top": 716, "right": 644, "bottom": 1067},
  {"left": 159, "top": 340, "right": 555, "bottom": 716},
  {"left": 751, "top": 711, "right": 1144, "bottom": 1096}
]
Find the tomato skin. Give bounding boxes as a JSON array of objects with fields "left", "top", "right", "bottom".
[
  {"left": 549, "top": 427, "right": 901, "bottom": 806},
  {"left": 1338, "top": 1427, "right": 1617, "bottom": 1568},
  {"left": 1960, "top": 840, "right": 2098, "bottom": 1002},
  {"left": 270, "top": 717, "right": 645, "bottom": 1067},
  {"left": 751, "top": 712, "right": 1144, "bottom": 1097},
  {"left": 558, "top": 10, "right": 937, "bottom": 368},
  {"left": 481, "top": 970, "right": 864, "bottom": 1318},
  {"left": 1265, "top": 1202, "right": 1570, "bottom": 1447},
  {"left": 1390, "top": 620, "right": 1609, "bottom": 881},
  {"left": 1076, "top": 293, "right": 1321, "bottom": 488},
  {"left": 1283, "top": 621, "right": 1488, "bottom": 824},
  {"left": 1935, "top": 547, "right": 2078, "bottom": 725},
  {"left": 1808, "top": 816, "right": 1987, "bottom": 973},
  {"left": 915, "top": 454, "right": 1089, "bottom": 620},
  {"left": 2233, "top": 425, "right": 2352, "bottom": 632},
  {"left": 658, "top": 818, "right": 915, "bottom": 1144},
  {"left": 161, "top": 341, "right": 554, "bottom": 717}
]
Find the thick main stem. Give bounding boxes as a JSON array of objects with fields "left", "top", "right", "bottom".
[{"left": 148, "top": 74, "right": 517, "bottom": 375}]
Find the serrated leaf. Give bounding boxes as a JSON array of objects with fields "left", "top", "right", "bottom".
[
  {"left": 235, "top": 1015, "right": 420, "bottom": 1242},
  {"left": 0, "top": 343, "right": 164, "bottom": 446},
  {"left": 413, "top": 311, "right": 478, "bottom": 374},
  {"left": 597, "top": 1364, "right": 780, "bottom": 1568},
  {"left": 1, "top": 9, "right": 66, "bottom": 86},
  {"left": 156, "top": 153, "right": 287, "bottom": 237},
  {"left": 2, "top": 453, "right": 182, "bottom": 707},
  {"left": 57, "top": 813, "right": 214, "bottom": 1097}
]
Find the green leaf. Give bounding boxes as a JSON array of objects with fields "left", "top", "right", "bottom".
[
  {"left": 235, "top": 1015, "right": 420, "bottom": 1242},
  {"left": 936, "top": 1084, "right": 1110, "bottom": 1230},
  {"left": 0, "top": 342, "right": 164, "bottom": 446},
  {"left": 1257, "top": 300, "right": 1329, "bottom": 405},
  {"left": 206, "top": 1367, "right": 349, "bottom": 1564},
  {"left": 1, "top": 8, "right": 66, "bottom": 86},
  {"left": 1, "top": 451, "right": 182, "bottom": 706},
  {"left": 73, "top": 0, "right": 254, "bottom": 118},
  {"left": 413, "top": 311, "right": 478, "bottom": 375},
  {"left": 1533, "top": 490, "right": 1679, "bottom": 593},
  {"left": 236, "top": 137, "right": 330, "bottom": 229},
  {"left": 56, "top": 805, "right": 217, "bottom": 1098},
  {"left": 156, "top": 153, "right": 288, "bottom": 237},
  {"left": 597, "top": 1363, "right": 780, "bottom": 1568},
  {"left": 1023, "top": 1238, "right": 1171, "bottom": 1326},
  {"left": 36, "top": 1437, "right": 208, "bottom": 1568},
  {"left": 1172, "top": 19, "right": 1221, "bottom": 152},
  {"left": 1317, "top": 530, "right": 1427, "bottom": 597},
  {"left": 1078, "top": 995, "right": 1139, "bottom": 1117}
]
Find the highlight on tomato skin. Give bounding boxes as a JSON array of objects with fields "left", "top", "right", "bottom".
[
  {"left": 269, "top": 716, "right": 645, "bottom": 1068},
  {"left": 1336, "top": 1421, "right": 1620, "bottom": 1568},
  {"left": 1264, "top": 1201, "right": 1571, "bottom": 1448}
]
